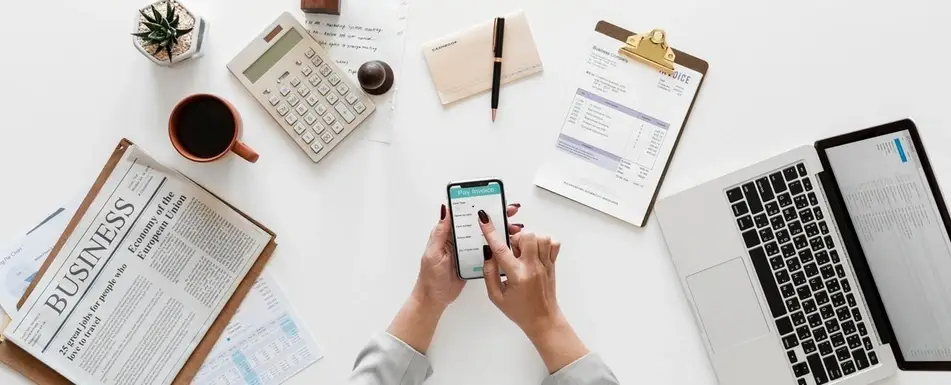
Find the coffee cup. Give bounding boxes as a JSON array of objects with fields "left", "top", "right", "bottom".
[{"left": 168, "top": 94, "right": 259, "bottom": 163}]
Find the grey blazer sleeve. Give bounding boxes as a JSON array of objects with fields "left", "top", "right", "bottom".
[
  {"left": 348, "top": 332, "right": 433, "bottom": 385},
  {"left": 541, "top": 353, "right": 620, "bottom": 385}
]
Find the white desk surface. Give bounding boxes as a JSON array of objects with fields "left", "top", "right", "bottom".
[{"left": 2, "top": 0, "right": 951, "bottom": 384}]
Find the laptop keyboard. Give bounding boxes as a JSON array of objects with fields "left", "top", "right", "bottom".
[{"left": 726, "top": 162, "right": 879, "bottom": 385}]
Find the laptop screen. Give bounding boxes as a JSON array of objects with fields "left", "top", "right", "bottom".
[{"left": 824, "top": 129, "right": 951, "bottom": 362}]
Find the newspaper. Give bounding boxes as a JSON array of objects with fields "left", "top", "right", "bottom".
[{"left": 3, "top": 145, "right": 272, "bottom": 385}]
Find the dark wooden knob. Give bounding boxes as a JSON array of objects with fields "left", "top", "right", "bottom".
[{"left": 358, "top": 60, "right": 394, "bottom": 95}]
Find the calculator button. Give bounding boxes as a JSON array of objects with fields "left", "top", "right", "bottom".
[
  {"left": 322, "top": 113, "right": 336, "bottom": 125},
  {"left": 321, "top": 132, "right": 334, "bottom": 143},
  {"left": 319, "top": 64, "right": 333, "bottom": 77},
  {"left": 295, "top": 104, "right": 309, "bottom": 116},
  {"left": 289, "top": 76, "right": 301, "bottom": 87},
  {"left": 311, "top": 56, "right": 323, "bottom": 67},
  {"left": 317, "top": 83, "right": 332, "bottom": 95},
  {"left": 277, "top": 104, "right": 290, "bottom": 116},
  {"left": 268, "top": 95, "right": 281, "bottom": 106},
  {"left": 336, "top": 84, "right": 350, "bottom": 95},
  {"left": 304, "top": 112, "right": 318, "bottom": 125},
  {"left": 327, "top": 73, "right": 341, "bottom": 86},
  {"left": 301, "top": 65, "right": 313, "bottom": 76},
  {"left": 302, "top": 131, "right": 316, "bottom": 144},
  {"left": 326, "top": 93, "right": 339, "bottom": 105},
  {"left": 308, "top": 75, "right": 322, "bottom": 86},
  {"left": 332, "top": 121, "right": 345, "bottom": 134},
  {"left": 345, "top": 92, "right": 359, "bottom": 104},
  {"left": 313, "top": 123, "right": 326, "bottom": 134},
  {"left": 310, "top": 142, "right": 324, "bottom": 153},
  {"left": 297, "top": 85, "right": 310, "bottom": 97},
  {"left": 279, "top": 86, "right": 291, "bottom": 96},
  {"left": 287, "top": 94, "right": 301, "bottom": 107},
  {"left": 353, "top": 102, "right": 367, "bottom": 114},
  {"left": 305, "top": 48, "right": 315, "bottom": 58},
  {"left": 335, "top": 103, "right": 356, "bottom": 123},
  {"left": 315, "top": 103, "right": 328, "bottom": 116},
  {"left": 306, "top": 94, "right": 320, "bottom": 106},
  {"left": 293, "top": 123, "right": 307, "bottom": 134},
  {"left": 284, "top": 113, "right": 299, "bottom": 125}
]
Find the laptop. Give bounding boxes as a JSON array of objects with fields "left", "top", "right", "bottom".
[{"left": 656, "top": 119, "right": 951, "bottom": 385}]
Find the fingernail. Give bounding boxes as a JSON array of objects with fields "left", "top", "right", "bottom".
[
  {"left": 440, "top": 204, "right": 446, "bottom": 220},
  {"left": 511, "top": 203, "right": 521, "bottom": 208},
  {"left": 478, "top": 210, "right": 489, "bottom": 224},
  {"left": 483, "top": 245, "right": 493, "bottom": 260},
  {"left": 513, "top": 223, "right": 524, "bottom": 228}
]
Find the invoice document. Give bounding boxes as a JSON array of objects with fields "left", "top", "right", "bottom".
[{"left": 535, "top": 31, "right": 703, "bottom": 226}]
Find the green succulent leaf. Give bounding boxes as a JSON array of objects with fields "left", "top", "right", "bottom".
[
  {"left": 171, "top": 15, "right": 180, "bottom": 28},
  {"left": 150, "top": 5, "right": 162, "bottom": 24},
  {"left": 175, "top": 27, "right": 193, "bottom": 37},
  {"left": 165, "top": 1, "right": 173, "bottom": 21},
  {"left": 166, "top": 45, "right": 174, "bottom": 63},
  {"left": 131, "top": 31, "right": 152, "bottom": 38},
  {"left": 151, "top": 44, "right": 163, "bottom": 56},
  {"left": 139, "top": 9, "right": 158, "bottom": 24},
  {"left": 141, "top": 21, "right": 164, "bottom": 30},
  {"left": 148, "top": 30, "right": 166, "bottom": 40}
]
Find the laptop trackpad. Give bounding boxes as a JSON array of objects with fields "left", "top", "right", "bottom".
[{"left": 687, "top": 258, "right": 770, "bottom": 355}]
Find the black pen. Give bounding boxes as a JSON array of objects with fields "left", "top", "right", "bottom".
[{"left": 491, "top": 17, "right": 505, "bottom": 122}]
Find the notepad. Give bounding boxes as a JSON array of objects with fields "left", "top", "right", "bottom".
[
  {"left": 534, "top": 22, "right": 708, "bottom": 227},
  {"left": 422, "top": 10, "right": 543, "bottom": 105}
]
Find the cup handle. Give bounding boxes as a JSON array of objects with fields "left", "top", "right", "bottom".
[{"left": 232, "top": 141, "right": 259, "bottom": 163}]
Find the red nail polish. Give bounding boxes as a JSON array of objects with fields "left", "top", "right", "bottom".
[
  {"left": 511, "top": 203, "right": 521, "bottom": 208},
  {"left": 478, "top": 210, "right": 489, "bottom": 224},
  {"left": 513, "top": 223, "right": 524, "bottom": 228},
  {"left": 483, "top": 245, "right": 493, "bottom": 260},
  {"left": 441, "top": 204, "right": 447, "bottom": 220}
]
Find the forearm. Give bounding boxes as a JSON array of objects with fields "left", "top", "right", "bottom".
[
  {"left": 386, "top": 289, "right": 446, "bottom": 354},
  {"left": 527, "top": 316, "right": 590, "bottom": 374}
]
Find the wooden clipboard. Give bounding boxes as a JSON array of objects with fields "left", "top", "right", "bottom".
[
  {"left": 0, "top": 139, "right": 278, "bottom": 385},
  {"left": 597, "top": 21, "right": 709, "bottom": 226}
]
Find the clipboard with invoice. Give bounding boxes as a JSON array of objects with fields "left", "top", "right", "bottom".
[{"left": 534, "top": 21, "right": 709, "bottom": 227}]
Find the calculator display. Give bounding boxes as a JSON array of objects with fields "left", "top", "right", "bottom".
[{"left": 244, "top": 28, "right": 304, "bottom": 83}]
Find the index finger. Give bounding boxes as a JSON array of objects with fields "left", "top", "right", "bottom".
[{"left": 477, "top": 210, "right": 519, "bottom": 272}]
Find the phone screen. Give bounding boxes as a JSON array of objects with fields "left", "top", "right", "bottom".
[{"left": 448, "top": 180, "right": 508, "bottom": 280}]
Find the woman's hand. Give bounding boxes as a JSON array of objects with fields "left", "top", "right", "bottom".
[
  {"left": 478, "top": 211, "right": 589, "bottom": 373},
  {"left": 388, "top": 203, "right": 523, "bottom": 353},
  {"left": 412, "top": 204, "right": 523, "bottom": 310}
]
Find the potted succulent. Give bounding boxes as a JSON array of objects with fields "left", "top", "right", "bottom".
[{"left": 131, "top": 1, "right": 207, "bottom": 66}]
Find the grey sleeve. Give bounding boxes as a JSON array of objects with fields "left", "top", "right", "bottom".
[
  {"left": 541, "top": 353, "right": 620, "bottom": 385},
  {"left": 348, "top": 332, "right": 434, "bottom": 385}
]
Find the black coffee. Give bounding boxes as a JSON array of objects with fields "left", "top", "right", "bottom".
[{"left": 173, "top": 96, "right": 236, "bottom": 159}]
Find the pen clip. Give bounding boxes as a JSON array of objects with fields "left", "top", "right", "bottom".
[{"left": 492, "top": 18, "right": 498, "bottom": 53}]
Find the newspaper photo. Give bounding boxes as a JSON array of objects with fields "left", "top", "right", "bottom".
[{"left": 4, "top": 145, "right": 272, "bottom": 385}]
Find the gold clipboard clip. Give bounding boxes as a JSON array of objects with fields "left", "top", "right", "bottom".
[{"left": 619, "top": 29, "right": 676, "bottom": 75}]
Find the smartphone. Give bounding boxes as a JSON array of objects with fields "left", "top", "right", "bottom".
[{"left": 447, "top": 179, "right": 510, "bottom": 280}]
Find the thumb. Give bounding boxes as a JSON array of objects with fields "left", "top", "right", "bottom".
[
  {"left": 477, "top": 210, "right": 518, "bottom": 272},
  {"left": 429, "top": 204, "right": 452, "bottom": 247}
]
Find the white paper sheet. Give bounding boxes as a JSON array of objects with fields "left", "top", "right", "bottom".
[
  {"left": 0, "top": 199, "right": 79, "bottom": 318},
  {"left": 304, "top": 0, "right": 409, "bottom": 144},
  {"left": 535, "top": 31, "right": 704, "bottom": 226},
  {"left": 192, "top": 271, "right": 323, "bottom": 385}
]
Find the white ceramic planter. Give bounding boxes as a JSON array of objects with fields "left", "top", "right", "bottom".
[{"left": 131, "top": 0, "right": 208, "bottom": 66}]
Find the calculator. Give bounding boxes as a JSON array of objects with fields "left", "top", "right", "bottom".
[{"left": 227, "top": 12, "right": 376, "bottom": 163}]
